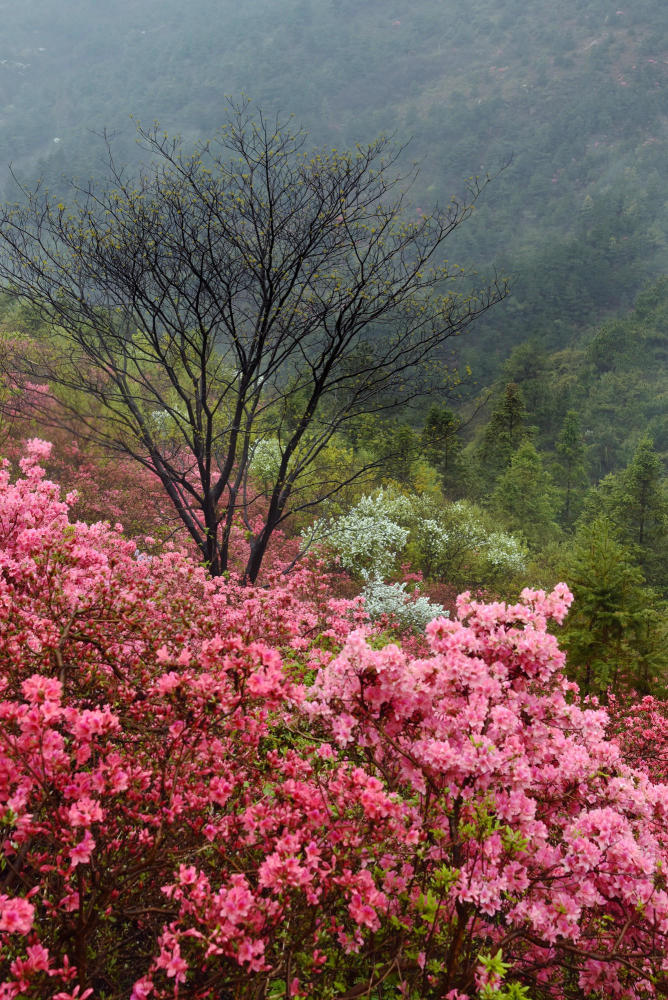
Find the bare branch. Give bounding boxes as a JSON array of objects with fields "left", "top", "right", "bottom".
[{"left": 0, "top": 103, "right": 506, "bottom": 580}]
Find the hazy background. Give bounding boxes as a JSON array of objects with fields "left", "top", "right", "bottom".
[{"left": 1, "top": 0, "right": 666, "bottom": 384}]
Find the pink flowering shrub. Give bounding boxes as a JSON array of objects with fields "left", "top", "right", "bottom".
[
  {"left": 608, "top": 694, "right": 668, "bottom": 784},
  {"left": 305, "top": 590, "right": 668, "bottom": 998},
  {"left": 0, "top": 442, "right": 666, "bottom": 999}
]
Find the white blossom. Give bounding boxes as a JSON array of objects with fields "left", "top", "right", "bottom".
[
  {"left": 303, "top": 488, "right": 527, "bottom": 592},
  {"left": 361, "top": 573, "right": 447, "bottom": 632},
  {"left": 249, "top": 437, "right": 284, "bottom": 483}
]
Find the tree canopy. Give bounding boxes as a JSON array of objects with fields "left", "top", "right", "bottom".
[{"left": 0, "top": 103, "right": 504, "bottom": 580}]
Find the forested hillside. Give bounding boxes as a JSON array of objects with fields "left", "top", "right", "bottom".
[
  {"left": 2, "top": 0, "right": 667, "bottom": 369},
  {"left": 468, "top": 278, "right": 668, "bottom": 473}
]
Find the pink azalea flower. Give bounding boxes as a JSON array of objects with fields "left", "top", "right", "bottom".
[{"left": 0, "top": 894, "right": 35, "bottom": 934}]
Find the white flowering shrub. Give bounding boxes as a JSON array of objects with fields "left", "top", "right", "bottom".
[
  {"left": 303, "top": 490, "right": 410, "bottom": 579},
  {"left": 361, "top": 574, "right": 447, "bottom": 633},
  {"left": 354, "top": 489, "right": 415, "bottom": 524},
  {"left": 484, "top": 530, "right": 527, "bottom": 571},
  {"left": 249, "top": 437, "right": 284, "bottom": 485},
  {"left": 303, "top": 489, "right": 527, "bottom": 593},
  {"left": 410, "top": 500, "right": 527, "bottom": 583},
  {"left": 325, "top": 513, "right": 408, "bottom": 579}
]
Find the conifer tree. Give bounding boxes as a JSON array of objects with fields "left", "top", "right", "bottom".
[
  {"left": 478, "top": 382, "right": 528, "bottom": 485},
  {"left": 581, "top": 438, "right": 667, "bottom": 593},
  {"left": 490, "top": 440, "right": 560, "bottom": 546},
  {"left": 388, "top": 424, "right": 420, "bottom": 485},
  {"left": 618, "top": 438, "right": 666, "bottom": 547},
  {"left": 555, "top": 409, "right": 587, "bottom": 526},
  {"left": 420, "top": 403, "right": 464, "bottom": 495},
  {"left": 559, "top": 516, "right": 666, "bottom": 696}
]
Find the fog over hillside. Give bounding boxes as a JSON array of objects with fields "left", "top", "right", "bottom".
[{"left": 2, "top": 0, "right": 667, "bottom": 374}]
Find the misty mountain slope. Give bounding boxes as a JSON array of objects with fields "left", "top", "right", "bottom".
[{"left": 1, "top": 0, "right": 666, "bottom": 370}]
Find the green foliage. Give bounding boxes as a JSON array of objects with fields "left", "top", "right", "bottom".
[
  {"left": 490, "top": 441, "right": 561, "bottom": 547},
  {"left": 388, "top": 424, "right": 421, "bottom": 486},
  {"left": 420, "top": 403, "right": 466, "bottom": 495},
  {"left": 415, "top": 498, "right": 528, "bottom": 591},
  {"left": 477, "top": 280, "right": 667, "bottom": 486},
  {"left": 555, "top": 409, "right": 588, "bottom": 526},
  {"left": 581, "top": 437, "right": 667, "bottom": 594},
  {"left": 617, "top": 438, "right": 668, "bottom": 573},
  {"left": 559, "top": 516, "right": 667, "bottom": 695},
  {"left": 477, "top": 950, "right": 532, "bottom": 1000},
  {"left": 501, "top": 343, "right": 560, "bottom": 446},
  {"left": 477, "top": 383, "right": 528, "bottom": 486}
]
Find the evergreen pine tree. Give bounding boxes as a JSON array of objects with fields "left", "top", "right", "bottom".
[
  {"left": 478, "top": 382, "right": 528, "bottom": 485},
  {"left": 580, "top": 438, "right": 667, "bottom": 593},
  {"left": 559, "top": 517, "right": 666, "bottom": 696},
  {"left": 555, "top": 409, "right": 588, "bottom": 526},
  {"left": 618, "top": 438, "right": 666, "bottom": 548},
  {"left": 420, "top": 404, "right": 464, "bottom": 496},
  {"left": 490, "top": 440, "right": 560, "bottom": 546}
]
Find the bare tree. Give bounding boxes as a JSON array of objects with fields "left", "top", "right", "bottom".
[{"left": 0, "top": 102, "right": 506, "bottom": 581}]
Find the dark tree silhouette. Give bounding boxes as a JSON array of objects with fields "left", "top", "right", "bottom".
[{"left": 0, "top": 102, "right": 505, "bottom": 580}]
